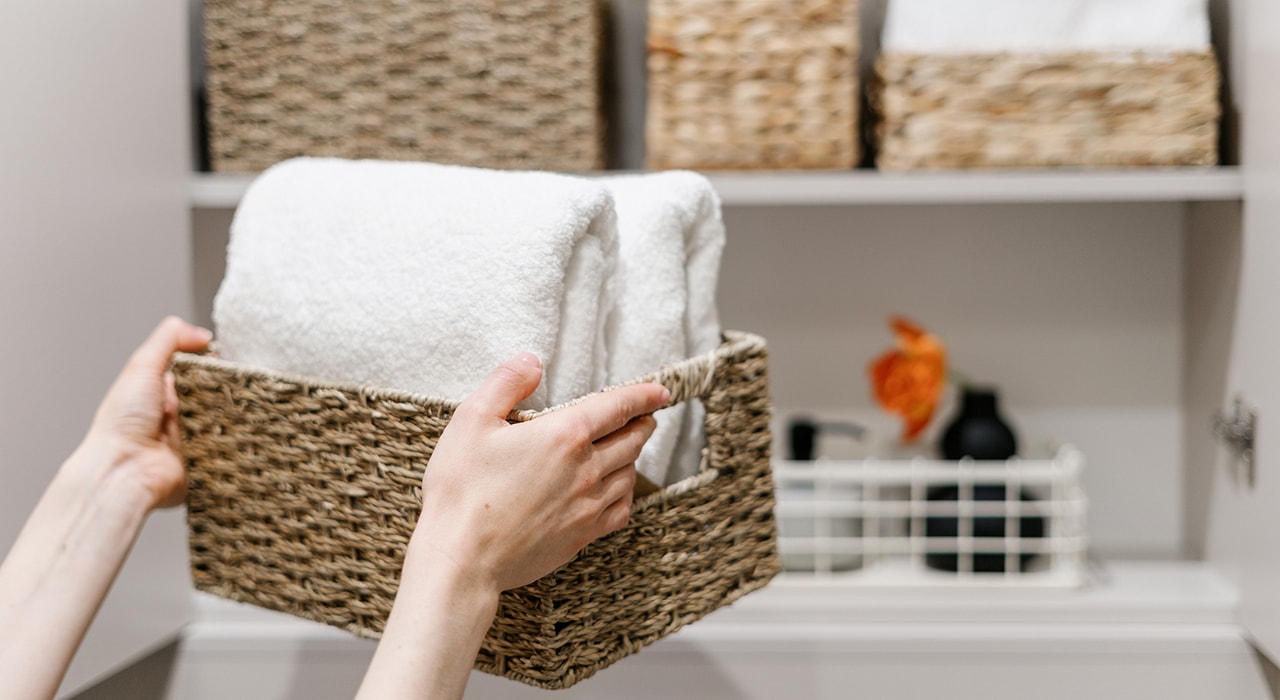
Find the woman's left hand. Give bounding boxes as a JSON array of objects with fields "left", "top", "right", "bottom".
[
  {"left": 0, "top": 316, "right": 212, "bottom": 700},
  {"left": 81, "top": 316, "right": 212, "bottom": 511}
]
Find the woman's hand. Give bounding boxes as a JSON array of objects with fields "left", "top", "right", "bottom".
[
  {"left": 416, "top": 352, "right": 667, "bottom": 594},
  {"left": 358, "top": 354, "right": 669, "bottom": 700},
  {"left": 0, "top": 316, "right": 210, "bottom": 700},
  {"left": 79, "top": 316, "right": 212, "bottom": 511}
]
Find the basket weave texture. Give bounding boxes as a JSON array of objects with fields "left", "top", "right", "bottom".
[
  {"left": 174, "top": 331, "right": 779, "bottom": 689},
  {"left": 871, "top": 50, "right": 1220, "bottom": 170},
  {"left": 646, "top": 0, "right": 859, "bottom": 170},
  {"left": 203, "top": 0, "right": 605, "bottom": 173}
]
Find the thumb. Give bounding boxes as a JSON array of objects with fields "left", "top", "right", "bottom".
[
  {"left": 456, "top": 353, "right": 543, "bottom": 424},
  {"left": 127, "top": 316, "right": 212, "bottom": 376}
]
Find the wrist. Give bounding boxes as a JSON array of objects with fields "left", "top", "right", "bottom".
[
  {"left": 59, "top": 435, "right": 155, "bottom": 520},
  {"left": 386, "top": 536, "right": 501, "bottom": 650},
  {"left": 357, "top": 536, "right": 500, "bottom": 698},
  {"left": 401, "top": 536, "right": 502, "bottom": 613}
]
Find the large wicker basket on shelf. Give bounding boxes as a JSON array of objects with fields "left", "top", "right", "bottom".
[
  {"left": 871, "top": 50, "right": 1221, "bottom": 170},
  {"left": 645, "top": 0, "right": 860, "bottom": 170},
  {"left": 202, "top": 0, "right": 606, "bottom": 173},
  {"left": 174, "top": 331, "right": 779, "bottom": 690}
]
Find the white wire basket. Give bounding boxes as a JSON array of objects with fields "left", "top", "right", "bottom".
[{"left": 773, "top": 444, "right": 1088, "bottom": 588}]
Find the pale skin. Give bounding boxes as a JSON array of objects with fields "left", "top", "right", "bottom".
[{"left": 0, "top": 317, "right": 667, "bottom": 700}]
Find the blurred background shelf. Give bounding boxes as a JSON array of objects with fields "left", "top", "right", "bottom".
[
  {"left": 169, "top": 560, "right": 1251, "bottom": 700},
  {"left": 187, "top": 559, "right": 1236, "bottom": 636},
  {"left": 189, "top": 167, "right": 1244, "bottom": 210}
]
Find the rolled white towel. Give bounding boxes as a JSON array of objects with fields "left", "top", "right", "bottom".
[
  {"left": 883, "top": 0, "right": 1211, "bottom": 54},
  {"left": 602, "top": 171, "right": 725, "bottom": 486},
  {"left": 213, "top": 157, "right": 618, "bottom": 410}
]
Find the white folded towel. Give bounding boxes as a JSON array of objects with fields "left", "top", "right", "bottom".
[
  {"left": 883, "top": 0, "right": 1210, "bottom": 53},
  {"left": 602, "top": 171, "right": 725, "bottom": 486},
  {"left": 213, "top": 157, "right": 618, "bottom": 410}
]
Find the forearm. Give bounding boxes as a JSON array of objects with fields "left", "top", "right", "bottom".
[
  {"left": 356, "top": 542, "right": 500, "bottom": 700},
  {"left": 0, "top": 441, "right": 152, "bottom": 700}
]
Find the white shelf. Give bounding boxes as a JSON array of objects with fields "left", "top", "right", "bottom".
[
  {"left": 722, "top": 560, "right": 1239, "bottom": 627},
  {"left": 190, "top": 173, "right": 256, "bottom": 210},
  {"left": 190, "top": 167, "right": 1243, "bottom": 209},
  {"left": 706, "top": 167, "right": 1243, "bottom": 205},
  {"left": 187, "top": 560, "right": 1237, "bottom": 644},
  {"left": 176, "top": 560, "right": 1253, "bottom": 700}
]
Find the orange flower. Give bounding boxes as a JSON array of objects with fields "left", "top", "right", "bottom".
[{"left": 869, "top": 316, "right": 947, "bottom": 442}]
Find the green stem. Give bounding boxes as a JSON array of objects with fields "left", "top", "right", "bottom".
[{"left": 948, "top": 369, "right": 972, "bottom": 389}]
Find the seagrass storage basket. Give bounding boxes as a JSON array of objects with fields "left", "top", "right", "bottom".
[
  {"left": 174, "top": 331, "right": 779, "bottom": 689},
  {"left": 202, "top": 0, "right": 606, "bottom": 173},
  {"left": 646, "top": 0, "right": 860, "bottom": 170},
  {"left": 871, "top": 50, "right": 1220, "bottom": 170}
]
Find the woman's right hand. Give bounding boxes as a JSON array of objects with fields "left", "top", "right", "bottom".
[
  {"left": 411, "top": 353, "right": 668, "bottom": 595},
  {"left": 359, "top": 355, "right": 668, "bottom": 700}
]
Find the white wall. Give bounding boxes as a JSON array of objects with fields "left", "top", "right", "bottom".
[{"left": 0, "top": 0, "right": 194, "bottom": 694}]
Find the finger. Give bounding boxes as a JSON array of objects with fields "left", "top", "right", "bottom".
[
  {"left": 596, "top": 491, "right": 634, "bottom": 536},
  {"left": 561, "top": 383, "right": 669, "bottom": 442},
  {"left": 455, "top": 353, "right": 543, "bottom": 424},
  {"left": 128, "top": 316, "right": 213, "bottom": 375},
  {"left": 593, "top": 461, "right": 637, "bottom": 505},
  {"left": 591, "top": 415, "right": 657, "bottom": 476},
  {"left": 163, "top": 371, "right": 182, "bottom": 447}
]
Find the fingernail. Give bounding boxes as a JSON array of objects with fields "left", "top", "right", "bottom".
[
  {"left": 659, "top": 387, "right": 672, "bottom": 405},
  {"left": 518, "top": 353, "right": 542, "bottom": 369},
  {"left": 197, "top": 327, "right": 214, "bottom": 343}
]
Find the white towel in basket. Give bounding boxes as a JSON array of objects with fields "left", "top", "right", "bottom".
[
  {"left": 213, "top": 157, "right": 618, "bottom": 410},
  {"left": 602, "top": 171, "right": 725, "bottom": 486},
  {"left": 883, "top": 0, "right": 1210, "bottom": 53}
]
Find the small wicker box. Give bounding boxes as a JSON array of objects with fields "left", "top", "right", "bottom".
[
  {"left": 202, "top": 0, "right": 606, "bottom": 173},
  {"left": 646, "top": 0, "right": 860, "bottom": 170},
  {"left": 174, "top": 331, "right": 779, "bottom": 690},
  {"left": 871, "top": 50, "right": 1221, "bottom": 170}
]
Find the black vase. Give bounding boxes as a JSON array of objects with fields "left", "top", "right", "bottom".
[{"left": 940, "top": 387, "right": 1018, "bottom": 461}]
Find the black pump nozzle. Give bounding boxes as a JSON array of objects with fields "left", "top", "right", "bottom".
[
  {"left": 789, "top": 419, "right": 818, "bottom": 461},
  {"left": 787, "top": 417, "right": 866, "bottom": 461}
]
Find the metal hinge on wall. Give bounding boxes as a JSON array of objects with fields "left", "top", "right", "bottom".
[{"left": 1214, "top": 397, "right": 1258, "bottom": 487}]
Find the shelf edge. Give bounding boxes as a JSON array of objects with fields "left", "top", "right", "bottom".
[{"left": 190, "top": 168, "right": 1244, "bottom": 210}]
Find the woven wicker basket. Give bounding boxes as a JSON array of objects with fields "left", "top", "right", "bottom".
[
  {"left": 202, "top": 0, "right": 606, "bottom": 173},
  {"left": 645, "top": 0, "right": 860, "bottom": 170},
  {"left": 871, "top": 50, "right": 1220, "bottom": 170},
  {"left": 174, "top": 331, "right": 778, "bottom": 689}
]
